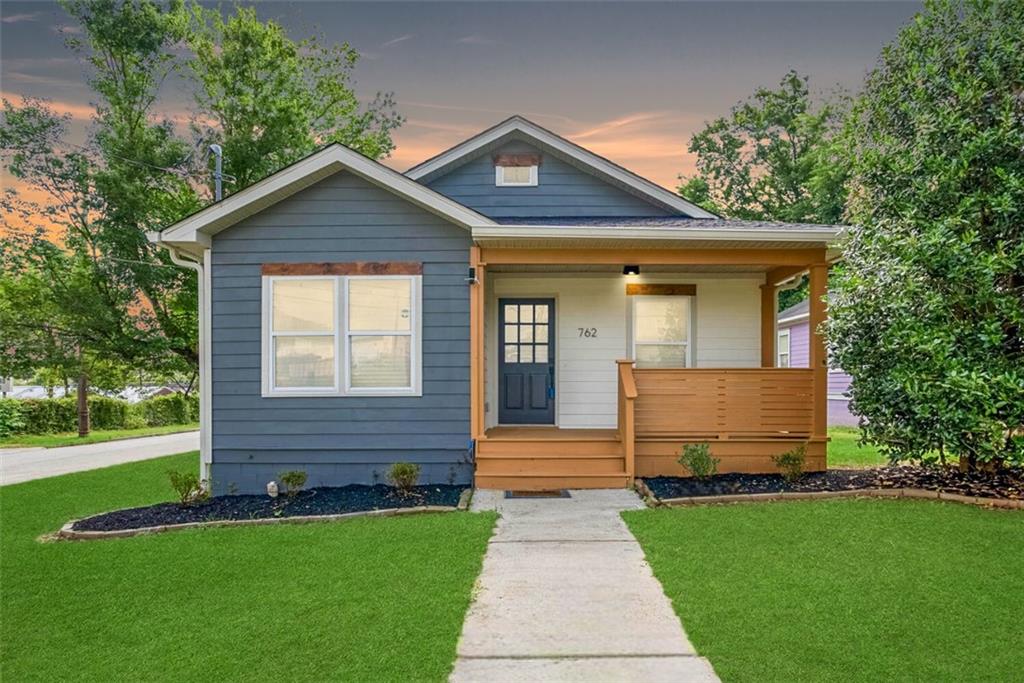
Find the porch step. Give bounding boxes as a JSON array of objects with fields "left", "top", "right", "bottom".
[
  {"left": 474, "top": 472, "right": 631, "bottom": 491},
  {"left": 476, "top": 455, "right": 626, "bottom": 475},
  {"left": 477, "top": 438, "right": 623, "bottom": 457}
]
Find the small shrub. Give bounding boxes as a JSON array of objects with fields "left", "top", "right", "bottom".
[
  {"left": 278, "top": 470, "right": 308, "bottom": 497},
  {"left": 387, "top": 462, "right": 420, "bottom": 495},
  {"left": 678, "top": 442, "right": 719, "bottom": 480},
  {"left": 88, "top": 396, "right": 130, "bottom": 430},
  {"left": 772, "top": 444, "right": 807, "bottom": 483},
  {"left": 167, "top": 470, "right": 209, "bottom": 507},
  {"left": 0, "top": 399, "right": 26, "bottom": 438},
  {"left": 134, "top": 393, "right": 195, "bottom": 427}
]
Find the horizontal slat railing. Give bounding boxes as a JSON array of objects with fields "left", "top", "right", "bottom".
[{"left": 632, "top": 368, "right": 815, "bottom": 439}]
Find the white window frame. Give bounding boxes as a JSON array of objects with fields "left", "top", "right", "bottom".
[
  {"left": 261, "top": 274, "right": 422, "bottom": 398},
  {"left": 777, "top": 328, "right": 791, "bottom": 368},
  {"left": 495, "top": 165, "right": 538, "bottom": 187},
  {"left": 630, "top": 294, "right": 693, "bottom": 368}
]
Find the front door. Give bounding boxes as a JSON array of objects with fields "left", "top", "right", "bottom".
[{"left": 498, "top": 298, "right": 555, "bottom": 424}]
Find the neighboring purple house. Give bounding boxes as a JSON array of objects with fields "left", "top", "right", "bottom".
[{"left": 776, "top": 299, "right": 858, "bottom": 427}]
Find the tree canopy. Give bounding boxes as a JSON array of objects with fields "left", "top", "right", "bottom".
[{"left": 829, "top": 0, "right": 1024, "bottom": 466}]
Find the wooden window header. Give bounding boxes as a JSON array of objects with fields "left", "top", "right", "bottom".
[
  {"left": 626, "top": 283, "right": 696, "bottom": 296},
  {"left": 492, "top": 153, "right": 542, "bottom": 167},
  {"left": 261, "top": 262, "right": 423, "bottom": 276}
]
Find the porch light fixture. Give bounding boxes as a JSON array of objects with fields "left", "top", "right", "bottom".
[
  {"left": 466, "top": 266, "right": 478, "bottom": 284},
  {"left": 623, "top": 265, "right": 640, "bottom": 276}
]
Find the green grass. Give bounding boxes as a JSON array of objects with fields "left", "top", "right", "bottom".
[
  {"left": 0, "top": 423, "right": 199, "bottom": 449},
  {"left": 0, "top": 452, "right": 495, "bottom": 682},
  {"left": 827, "top": 426, "right": 886, "bottom": 468},
  {"left": 624, "top": 500, "right": 1023, "bottom": 682}
]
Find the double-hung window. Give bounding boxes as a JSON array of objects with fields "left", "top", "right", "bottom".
[
  {"left": 777, "top": 329, "right": 791, "bottom": 368},
  {"left": 263, "top": 274, "right": 421, "bottom": 397},
  {"left": 632, "top": 295, "right": 691, "bottom": 368}
]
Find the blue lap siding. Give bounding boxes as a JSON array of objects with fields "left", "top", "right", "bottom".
[
  {"left": 209, "top": 171, "right": 473, "bottom": 494},
  {"left": 425, "top": 141, "right": 673, "bottom": 218}
]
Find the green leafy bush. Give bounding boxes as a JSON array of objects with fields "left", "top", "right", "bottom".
[
  {"left": 677, "top": 442, "right": 719, "bottom": 480},
  {"left": 132, "top": 393, "right": 197, "bottom": 427},
  {"left": 387, "top": 462, "right": 420, "bottom": 495},
  {"left": 0, "top": 400, "right": 26, "bottom": 438},
  {"left": 167, "top": 470, "right": 209, "bottom": 507},
  {"left": 88, "top": 397, "right": 130, "bottom": 430},
  {"left": 772, "top": 444, "right": 807, "bottom": 483},
  {"left": 278, "top": 470, "right": 308, "bottom": 497}
]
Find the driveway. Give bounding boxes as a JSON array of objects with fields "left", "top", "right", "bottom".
[
  {"left": 0, "top": 431, "right": 199, "bottom": 486},
  {"left": 451, "top": 489, "right": 719, "bottom": 682}
]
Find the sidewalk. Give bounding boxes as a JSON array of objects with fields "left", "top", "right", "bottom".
[
  {"left": 451, "top": 488, "right": 719, "bottom": 682},
  {"left": 0, "top": 431, "right": 199, "bottom": 486}
]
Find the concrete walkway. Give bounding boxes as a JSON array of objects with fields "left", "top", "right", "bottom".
[
  {"left": 451, "top": 489, "right": 719, "bottom": 683},
  {"left": 0, "top": 431, "right": 199, "bottom": 486}
]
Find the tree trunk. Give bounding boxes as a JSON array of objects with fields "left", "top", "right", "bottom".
[{"left": 77, "top": 372, "right": 90, "bottom": 437}]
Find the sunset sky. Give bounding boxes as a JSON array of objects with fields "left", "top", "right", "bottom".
[{"left": 2, "top": 1, "right": 921, "bottom": 200}]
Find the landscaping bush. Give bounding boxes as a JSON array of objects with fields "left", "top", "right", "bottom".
[
  {"left": 132, "top": 393, "right": 197, "bottom": 427},
  {"left": 19, "top": 398, "right": 79, "bottom": 434},
  {"left": 388, "top": 462, "right": 420, "bottom": 495},
  {"left": 678, "top": 442, "right": 719, "bottom": 480},
  {"left": 88, "top": 397, "right": 130, "bottom": 430},
  {"left": 772, "top": 444, "right": 807, "bottom": 483},
  {"left": 0, "top": 399, "right": 26, "bottom": 438},
  {"left": 167, "top": 470, "right": 209, "bottom": 507},
  {"left": 278, "top": 470, "right": 308, "bottom": 497}
]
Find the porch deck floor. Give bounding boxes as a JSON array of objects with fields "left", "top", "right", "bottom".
[{"left": 484, "top": 426, "right": 619, "bottom": 441}]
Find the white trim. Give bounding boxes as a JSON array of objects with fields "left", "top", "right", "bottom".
[
  {"left": 495, "top": 164, "right": 538, "bottom": 187},
  {"left": 777, "top": 328, "right": 791, "bottom": 368},
  {"left": 158, "top": 145, "right": 496, "bottom": 247},
  {"left": 406, "top": 115, "right": 720, "bottom": 219},
  {"left": 261, "top": 274, "right": 422, "bottom": 398},
  {"left": 474, "top": 224, "right": 843, "bottom": 243}
]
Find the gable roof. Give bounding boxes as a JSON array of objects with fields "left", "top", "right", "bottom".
[
  {"left": 405, "top": 115, "right": 719, "bottom": 219},
  {"left": 153, "top": 144, "right": 497, "bottom": 253},
  {"left": 778, "top": 299, "right": 810, "bottom": 325}
]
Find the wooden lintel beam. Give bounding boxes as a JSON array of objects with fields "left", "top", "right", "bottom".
[
  {"left": 766, "top": 265, "right": 809, "bottom": 287},
  {"left": 480, "top": 247, "right": 827, "bottom": 267}
]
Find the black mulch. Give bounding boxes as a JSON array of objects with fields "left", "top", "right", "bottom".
[
  {"left": 72, "top": 484, "right": 467, "bottom": 532},
  {"left": 644, "top": 465, "right": 1023, "bottom": 501}
]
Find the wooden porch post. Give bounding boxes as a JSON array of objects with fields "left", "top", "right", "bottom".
[
  {"left": 809, "top": 263, "right": 828, "bottom": 438},
  {"left": 760, "top": 283, "right": 776, "bottom": 367},
  {"left": 470, "top": 246, "right": 486, "bottom": 440}
]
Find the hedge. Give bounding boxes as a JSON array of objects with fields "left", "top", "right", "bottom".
[{"left": 0, "top": 393, "right": 198, "bottom": 436}]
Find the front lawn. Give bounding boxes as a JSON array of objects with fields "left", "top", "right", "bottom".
[
  {"left": 827, "top": 426, "right": 885, "bottom": 468},
  {"left": 0, "top": 452, "right": 495, "bottom": 682},
  {"left": 624, "top": 499, "right": 1022, "bottom": 682},
  {"left": 0, "top": 423, "right": 198, "bottom": 449}
]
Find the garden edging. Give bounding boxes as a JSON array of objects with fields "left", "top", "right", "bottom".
[{"left": 643, "top": 484, "right": 1023, "bottom": 510}]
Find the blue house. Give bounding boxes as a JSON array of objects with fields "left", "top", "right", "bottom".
[{"left": 153, "top": 116, "right": 841, "bottom": 493}]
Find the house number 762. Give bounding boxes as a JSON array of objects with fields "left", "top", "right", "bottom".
[{"left": 578, "top": 327, "right": 597, "bottom": 338}]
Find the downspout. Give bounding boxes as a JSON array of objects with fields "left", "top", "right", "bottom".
[{"left": 150, "top": 233, "right": 212, "bottom": 485}]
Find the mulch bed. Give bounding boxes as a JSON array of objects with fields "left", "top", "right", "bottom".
[
  {"left": 645, "top": 465, "right": 1023, "bottom": 502},
  {"left": 72, "top": 484, "right": 467, "bottom": 532}
]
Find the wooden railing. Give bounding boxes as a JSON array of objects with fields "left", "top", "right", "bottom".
[
  {"left": 617, "top": 365, "right": 815, "bottom": 440},
  {"left": 616, "top": 360, "right": 638, "bottom": 478}
]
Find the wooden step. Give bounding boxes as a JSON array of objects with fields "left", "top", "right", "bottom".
[
  {"left": 476, "top": 455, "right": 626, "bottom": 475},
  {"left": 475, "top": 472, "right": 631, "bottom": 491},
  {"left": 477, "top": 438, "right": 623, "bottom": 457}
]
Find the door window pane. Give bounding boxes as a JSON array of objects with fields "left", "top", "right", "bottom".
[
  {"left": 349, "top": 279, "right": 411, "bottom": 332},
  {"left": 636, "top": 344, "right": 688, "bottom": 368},
  {"left": 520, "top": 305, "right": 534, "bottom": 323},
  {"left": 635, "top": 297, "right": 688, "bottom": 342},
  {"left": 273, "top": 280, "right": 334, "bottom": 332},
  {"left": 534, "top": 305, "right": 549, "bottom": 323},
  {"left": 519, "top": 325, "right": 534, "bottom": 343},
  {"left": 520, "top": 346, "right": 534, "bottom": 363},
  {"left": 504, "top": 325, "right": 518, "bottom": 343},
  {"left": 535, "top": 345, "right": 548, "bottom": 363},
  {"left": 274, "top": 336, "right": 335, "bottom": 387},
  {"left": 504, "top": 345, "right": 518, "bottom": 363},
  {"left": 350, "top": 336, "right": 411, "bottom": 387},
  {"left": 504, "top": 304, "right": 518, "bottom": 323}
]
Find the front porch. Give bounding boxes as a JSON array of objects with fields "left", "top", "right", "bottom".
[{"left": 469, "top": 242, "right": 833, "bottom": 490}]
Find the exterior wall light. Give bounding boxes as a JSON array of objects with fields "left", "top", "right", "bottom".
[
  {"left": 466, "top": 266, "right": 478, "bottom": 284},
  {"left": 623, "top": 265, "right": 641, "bottom": 276}
]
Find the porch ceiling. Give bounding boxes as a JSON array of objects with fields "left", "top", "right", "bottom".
[{"left": 487, "top": 263, "right": 776, "bottom": 273}]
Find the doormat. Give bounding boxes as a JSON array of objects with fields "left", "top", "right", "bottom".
[{"left": 504, "top": 490, "right": 571, "bottom": 499}]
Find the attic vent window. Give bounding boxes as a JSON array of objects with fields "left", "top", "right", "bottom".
[{"left": 494, "top": 153, "right": 540, "bottom": 187}]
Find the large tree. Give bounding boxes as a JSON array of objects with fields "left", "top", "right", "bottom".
[
  {"left": 1, "top": 0, "right": 402, "bottom": 396},
  {"left": 829, "top": 0, "right": 1024, "bottom": 467},
  {"left": 678, "top": 70, "right": 848, "bottom": 225}
]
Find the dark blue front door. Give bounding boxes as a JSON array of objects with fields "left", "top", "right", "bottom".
[{"left": 498, "top": 298, "right": 555, "bottom": 425}]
